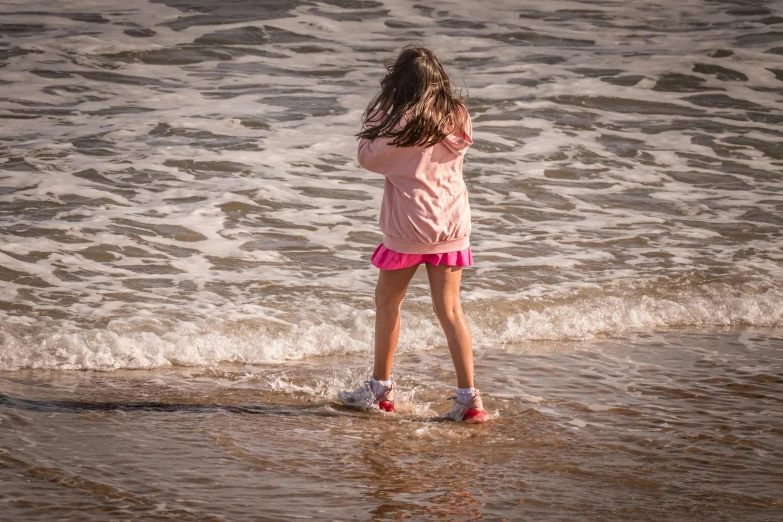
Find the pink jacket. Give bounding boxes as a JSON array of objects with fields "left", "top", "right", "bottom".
[{"left": 357, "top": 108, "right": 474, "bottom": 254}]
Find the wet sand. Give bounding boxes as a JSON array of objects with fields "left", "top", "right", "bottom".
[{"left": 2, "top": 329, "right": 781, "bottom": 521}]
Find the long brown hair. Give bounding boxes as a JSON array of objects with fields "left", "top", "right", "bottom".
[{"left": 356, "top": 45, "right": 468, "bottom": 148}]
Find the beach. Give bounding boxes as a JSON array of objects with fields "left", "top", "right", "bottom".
[{"left": 1, "top": 0, "right": 782, "bottom": 519}]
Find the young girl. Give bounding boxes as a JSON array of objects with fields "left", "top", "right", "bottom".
[{"left": 338, "top": 45, "right": 488, "bottom": 423}]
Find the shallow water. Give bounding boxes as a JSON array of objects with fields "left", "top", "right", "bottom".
[
  {"left": 2, "top": 330, "right": 782, "bottom": 520},
  {"left": 1, "top": 0, "right": 783, "bottom": 519}
]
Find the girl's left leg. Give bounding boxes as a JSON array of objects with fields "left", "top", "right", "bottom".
[
  {"left": 373, "top": 264, "right": 419, "bottom": 381},
  {"left": 338, "top": 264, "right": 419, "bottom": 412}
]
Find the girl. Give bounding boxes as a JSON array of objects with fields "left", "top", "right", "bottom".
[{"left": 338, "top": 45, "right": 488, "bottom": 423}]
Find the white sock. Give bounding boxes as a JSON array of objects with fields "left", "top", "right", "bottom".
[
  {"left": 456, "top": 387, "right": 476, "bottom": 402},
  {"left": 371, "top": 375, "right": 392, "bottom": 389}
]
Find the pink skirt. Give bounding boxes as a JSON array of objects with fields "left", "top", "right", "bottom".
[{"left": 371, "top": 243, "right": 473, "bottom": 270}]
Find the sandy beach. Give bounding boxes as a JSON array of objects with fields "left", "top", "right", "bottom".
[{"left": 1, "top": 0, "right": 782, "bottom": 519}]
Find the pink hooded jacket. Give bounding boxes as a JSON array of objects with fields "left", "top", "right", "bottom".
[{"left": 357, "top": 108, "right": 473, "bottom": 254}]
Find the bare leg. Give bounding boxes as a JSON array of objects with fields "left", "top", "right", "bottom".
[
  {"left": 425, "top": 264, "right": 474, "bottom": 389},
  {"left": 373, "top": 264, "right": 419, "bottom": 381}
]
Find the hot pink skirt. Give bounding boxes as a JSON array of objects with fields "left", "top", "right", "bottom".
[{"left": 371, "top": 243, "right": 473, "bottom": 270}]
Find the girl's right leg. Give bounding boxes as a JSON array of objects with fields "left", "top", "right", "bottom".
[
  {"left": 425, "top": 263, "right": 488, "bottom": 422},
  {"left": 424, "top": 263, "right": 474, "bottom": 389},
  {"left": 373, "top": 264, "right": 419, "bottom": 381}
]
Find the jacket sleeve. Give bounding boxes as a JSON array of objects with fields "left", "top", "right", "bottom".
[
  {"left": 442, "top": 107, "right": 474, "bottom": 154},
  {"left": 358, "top": 136, "right": 388, "bottom": 175},
  {"left": 357, "top": 109, "right": 389, "bottom": 175}
]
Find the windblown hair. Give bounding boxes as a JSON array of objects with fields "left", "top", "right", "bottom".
[{"left": 356, "top": 45, "right": 468, "bottom": 148}]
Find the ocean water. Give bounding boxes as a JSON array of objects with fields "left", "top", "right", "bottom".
[{"left": 1, "top": 0, "right": 782, "bottom": 519}]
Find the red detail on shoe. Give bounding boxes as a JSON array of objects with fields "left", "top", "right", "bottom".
[
  {"left": 463, "top": 408, "right": 488, "bottom": 423},
  {"left": 378, "top": 401, "right": 394, "bottom": 412}
]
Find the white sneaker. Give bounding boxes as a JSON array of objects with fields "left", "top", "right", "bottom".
[
  {"left": 443, "top": 389, "right": 489, "bottom": 423},
  {"left": 338, "top": 379, "right": 395, "bottom": 412}
]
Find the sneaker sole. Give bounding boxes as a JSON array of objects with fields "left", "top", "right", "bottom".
[
  {"left": 378, "top": 401, "right": 394, "bottom": 412},
  {"left": 463, "top": 408, "right": 489, "bottom": 423}
]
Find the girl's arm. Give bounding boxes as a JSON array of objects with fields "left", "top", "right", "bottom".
[{"left": 357, "top": 108, "right": 389, "bottom": 175}]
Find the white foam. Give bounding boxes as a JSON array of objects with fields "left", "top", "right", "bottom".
[{"left": 1, "top": 282, "right": 780, "bottom": 371}]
